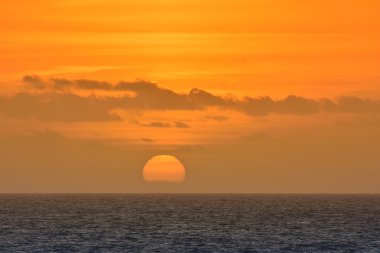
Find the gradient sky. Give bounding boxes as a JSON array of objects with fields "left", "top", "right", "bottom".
[{"left": 1, "top": 0, "right": 380, "bottom": 193}]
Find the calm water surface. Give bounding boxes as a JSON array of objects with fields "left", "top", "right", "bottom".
[{"left": 0, "top": 194, "right": 379, "bottom": 252}]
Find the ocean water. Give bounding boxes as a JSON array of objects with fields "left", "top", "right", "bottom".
[{"left": 0, "top": 194, "right": 379, "bottom": 252}]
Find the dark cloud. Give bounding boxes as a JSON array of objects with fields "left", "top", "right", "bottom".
[
  {"left": 240, "top": 96, "right": 274, "bottom": 116},
  {"left": 4, "top": 76, "right": 380, "bottom": 122},
  {"left": 27, "top": 77, "right": 114, "bottom": 91},
  {"left": 276, "top": 95, "right": 320, "bottom": 115},
  {"left": 117, "top": 81, "right": 197, "bottom": 110},
  {"left": 51, "top": 78, "right": 73, "bottom": 90},
  {"left": 240, "top": 95, "right": 319, "bottom": 116},
  {"left": 322, "top": 97, "right": 380, "bottom": 114},
  {"left": 114, "top": 80, "right": 159, "bottom": 92},
  {"left": 23, "top": 75, "right": 46, "bottom": 90},
  {"left": 75, "top": 79, "right": 113, "bottom": 90},
  {"left": 189, "top": 88, "right": 229, "bottom": 106},
  {"left": 22, "top": 76, "right": 225, "bottom": 109},
  {"left": 175, "top": 121, "right": 190, "bottom": 129}
]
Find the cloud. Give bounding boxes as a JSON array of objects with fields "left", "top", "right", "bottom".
[
  {"left": 141, "top": 138, "right": 155, "bottom": 143},
  {"left": 1, "top": 76, "right": 379, "bottom": 122},
  {"left": 240, "top": 95, "right": 319, "bottom": 116},
  {"left": 174, "top": 121, "right": 190, "bottom": 129},
  {"left": 322, "top": 97, "right": 380, "bottom": 114},
  {"left": 205, "top": 115, "right": 229, "bottom": 121},
  {"left": 23, "top": 75, "right": 46, "bottom": 90},
  {"left": 22, "top": 76, "right": 227, "bottom": 109},
  {"left": 189, "top": 88, "right": 230, "bottom": 106},
  {"left": 0, "top": 92, "right": 122, "bottom": 122},
  {"left": 143, "top": 121, "right": 171, "bottom": 128},
  {"left": 276, "top": 95, "right": 320, "bottom": 114},
  {"left": 75, "top": 79, "right": 113, "bottom": 90},
  {"left": 141, "top": 121, "right": 190, "bottom": 128},
  {"left": 51, "top": 78, "right": 73, "bottom": 90},
  {"left": 118, "top": 82, "right": 198, "bottom": 110},
  {"left": 114, "top": 80, "right": 160, "bottom": 92},
  {"left": 25, "top": 76, "right": 114, "bottom": 91}
]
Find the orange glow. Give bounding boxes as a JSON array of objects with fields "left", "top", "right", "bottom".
[
  {"left": 143, "top": 155, "right": 185, "bottom": 183},
  {"left": 1, "top": 1, "right": 380, "bottom": 98},
  {"left": 1, "top": 1, "right": 380, "bottom": 193}
]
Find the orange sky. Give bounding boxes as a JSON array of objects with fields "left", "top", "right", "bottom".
[
  {"left": 0, "top": 0, "right": 380, "bottom": 193},
  {"left": 1, "top": 0, "right": 380, "bottom": 97}
]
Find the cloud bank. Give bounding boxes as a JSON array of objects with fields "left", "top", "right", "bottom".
[{"left": 0, "top": 76, "right": 379, "bottom": 122}]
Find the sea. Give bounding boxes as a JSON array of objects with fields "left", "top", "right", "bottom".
[{"left": 0, "top": 194, "right": 379, "bottom": 252}]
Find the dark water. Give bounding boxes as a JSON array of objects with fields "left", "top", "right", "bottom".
[{"left": 0, "top": 194, "right": 379, "bottom": 252}]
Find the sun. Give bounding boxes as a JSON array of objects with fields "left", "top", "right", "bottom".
[{"left": 143, "top": 155, "right": 186, "bottom": 183}]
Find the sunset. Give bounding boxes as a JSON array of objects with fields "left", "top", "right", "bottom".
[
  {"left": 143, "top": 155, "right": 186, "bottom": 183},
  {"left": 1, "top": 0, "right": 379, "bottom": 252}
]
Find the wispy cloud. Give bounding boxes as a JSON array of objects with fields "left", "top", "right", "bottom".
[
  {"left": 143, "top": 122, "right": 172, "bottom": 128},
  {"left": 141, "top": 121, "right": 190, "bottom": 129},
  {"left": 205, "top": 115, "right": 229, "bottom": 121}
]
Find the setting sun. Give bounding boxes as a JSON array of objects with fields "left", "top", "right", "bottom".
[{"left": 143, "top": 155, "right": 186, "bottom": 183}]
